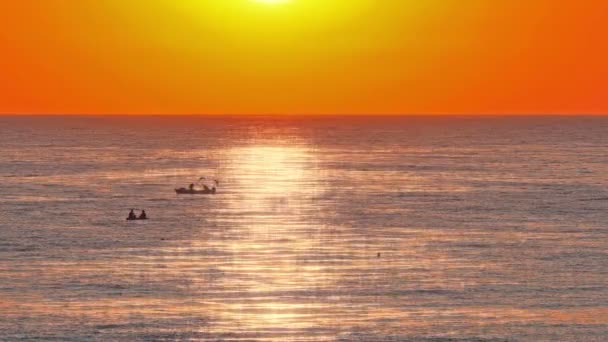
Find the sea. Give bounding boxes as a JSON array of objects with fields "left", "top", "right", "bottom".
[{"left": 0, "top": 116, "right": 606, "bottom": 341}]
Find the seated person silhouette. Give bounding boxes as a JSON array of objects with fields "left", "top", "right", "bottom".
[
  {"left": 128, "top": 209, "right": 137, "bottom": 220},
  {"left": 139, "top": 210, "right": 147, "bottom": 220}
]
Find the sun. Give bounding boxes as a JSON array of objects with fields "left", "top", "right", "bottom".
[{"left": 252, "top": 0, "right": 291, "bottom": 4}]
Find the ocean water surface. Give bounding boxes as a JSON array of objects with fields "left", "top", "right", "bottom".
[{"left": 0, "top": 116, "right": 607, "bottom": 341}]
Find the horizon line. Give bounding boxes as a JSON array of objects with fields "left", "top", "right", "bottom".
[{"left": 1, "top": 113, "right": 608, "bottom": 117}]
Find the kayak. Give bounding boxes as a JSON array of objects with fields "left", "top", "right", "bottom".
[{"left": 175, "top": 188, "right": 216, "bottom": 195}]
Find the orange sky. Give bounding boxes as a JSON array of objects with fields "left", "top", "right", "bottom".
[{"left": 0, "top": 0, "right": 607, "bottom": 115}]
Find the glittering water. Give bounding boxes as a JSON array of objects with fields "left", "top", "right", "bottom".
[{"left": 0, "top": 116, "right": 607, "bottom": 341}]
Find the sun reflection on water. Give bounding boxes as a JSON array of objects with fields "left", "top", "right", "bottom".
[{"left": 210, "top": 142, "right": 333, "bottom": 332}]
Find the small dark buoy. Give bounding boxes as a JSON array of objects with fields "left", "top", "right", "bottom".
[{"left": 377, "top": 253, "right": 381, "bottom": 258}]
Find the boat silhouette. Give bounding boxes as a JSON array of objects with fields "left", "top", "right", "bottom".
[
  {"left": 176, "top": 178, "right": 219, "bottom": 195},
  {"left": 175, "top": 187, "right": 216, "bottom": 195}
]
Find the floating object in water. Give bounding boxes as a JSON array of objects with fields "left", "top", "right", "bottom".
[
  {"left": 126, "top": 217, "right": 148, "bottom": 221},
  {"left": 175, "top": 177, "right": 219, "bottom": 195},
  {"left": 126, "top": 209, "right": 148, "bottom": 221},
  {"left": 175, "top": 187, "right": 216, "bottom": 195}
]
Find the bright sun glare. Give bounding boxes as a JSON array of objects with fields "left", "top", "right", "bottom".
[{"left": 253, "top": 0, "right": 291, "bottom": 4}]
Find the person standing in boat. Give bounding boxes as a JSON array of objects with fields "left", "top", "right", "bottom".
[{"left": 189, "top": 183, "right": 195, "bottom": 191}]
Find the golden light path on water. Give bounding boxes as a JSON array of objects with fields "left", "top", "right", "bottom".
[{"left": 212, "top": 144, "right": 324, "bottom": 334}]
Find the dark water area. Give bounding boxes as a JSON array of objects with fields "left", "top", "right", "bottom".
[{"left": 0, "top": 116, "right": 607, "bottom": 341}]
